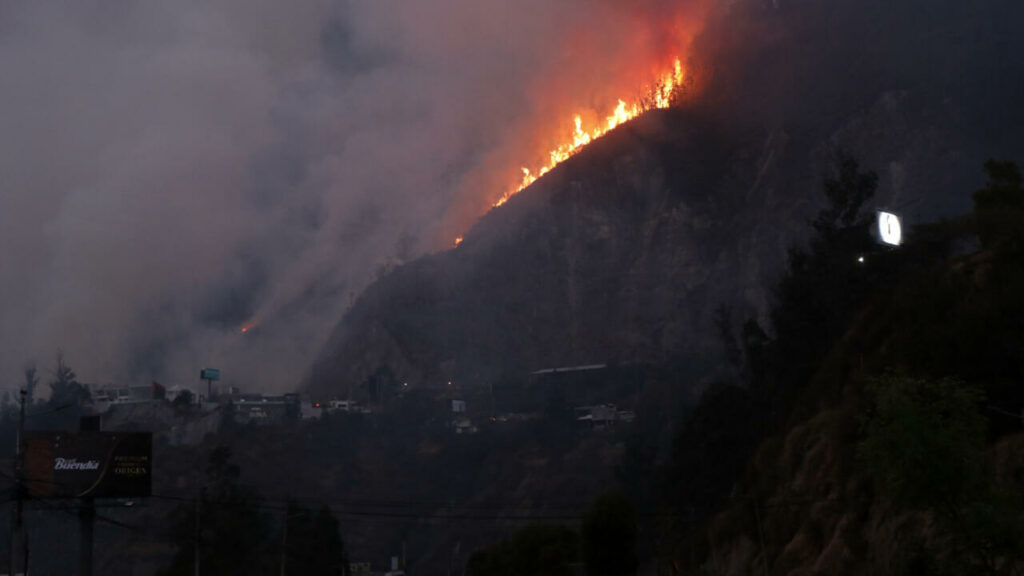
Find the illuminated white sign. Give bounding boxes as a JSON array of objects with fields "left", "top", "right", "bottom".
[
  {"left": 878, "top": 211, "right": 902, "bottom": 246},
  {"left": 54, "top": 458, "right": 101, "bottom": 471}
]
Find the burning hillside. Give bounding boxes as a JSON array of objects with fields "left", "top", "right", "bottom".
[
  {"left": 444, "top": 3, "right": 709, "bottom": 244},
  {"left": 495, "top": 58, "right": 688, "bottom": 209},
  {"left": 453, "top": 57, "right": 691, "bottom": 248}
]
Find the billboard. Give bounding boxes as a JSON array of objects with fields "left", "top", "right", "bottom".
[
  {"left": 24, "top": 432, "right": 152, "bottom": 499},
  {"left": 200, "top": 368, "right": 220, "bottom": 381},
  {"left": 877, "top": 211, "right": 903, "bottom": 246}
]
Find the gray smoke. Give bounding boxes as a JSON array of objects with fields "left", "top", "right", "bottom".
[
  {"left": 9, "top": 0, "right": 1016, "bottom": 394},
  {"left": 0, "top": 0, "right": 706, "bottom": 392}
]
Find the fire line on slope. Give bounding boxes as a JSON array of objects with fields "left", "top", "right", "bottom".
[
  {"left": 452, "top": 58, "right": 687, "bottom": 248},
  {"left": 495, "top": 59, "right": 685, "bottom": 209}
]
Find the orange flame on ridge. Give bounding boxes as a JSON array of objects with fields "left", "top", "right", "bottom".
[{"left": 492, "top": 59, "right": 685, "bottom": 209}]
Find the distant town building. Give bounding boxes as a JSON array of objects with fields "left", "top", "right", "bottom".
[
  {"left": 309, "top": 399, "right": 370, "bottom": 416},
  {"left": 453, "top": 416, "right": 477, "bottom": 434},
  {"left": 166, "top": 385, "right": 197, "bottom": 404},
  {"left": 328, "top": 399, "right": 358, "bottom": 412},
  {"left": 510, "top": 362, "right": 645, "bottom": 413},
  {"left": 300, "top": 398, "right": 321, "bottom": 419},
  {"left": 348, "top": 556, "right": 404, "bottom": 576},
  {"left": 574, "top": 404, "right": 635, "bottom": 428},
  {"left": 226, "top": 392, "right": 301, "bottom": 425},
  {"left": 90, "top": 382, "right": 166, "bottom": 412},
  {"left": 350, "top": 562, "right": 372, "bottom": 574}
]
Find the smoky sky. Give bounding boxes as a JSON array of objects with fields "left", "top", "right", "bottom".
[
  {"left": 5, "top": 0, "right": 1021, "bottom": 394},
  {"left": 0, "top": 0, "right": 707, "bottom": 392}
]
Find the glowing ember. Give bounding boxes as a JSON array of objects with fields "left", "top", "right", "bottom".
[
  {"left": 493, "top": 59, "right": 685, "bottom": 208},
  {"left": 453, "top": 236, "right": 463, "bottom": 247},
  {"left": 239, "top": 321, "right": 257, "bottom": 334}
]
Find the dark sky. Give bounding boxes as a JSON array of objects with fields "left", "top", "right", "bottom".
[{"left": 0, "top": 0, "right": 706, "bottom": 392}]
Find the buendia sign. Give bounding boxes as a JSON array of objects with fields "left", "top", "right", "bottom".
[
  {"left": 24, "top": 432, "right": 152, "bottom": 499},
  {"left": 54, "top": 458, "right": 101, "bottom": 471}
]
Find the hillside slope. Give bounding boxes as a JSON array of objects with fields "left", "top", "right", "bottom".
[
  {"left": 308, "top": 109, "right": 804, "bottom": 396},
  {"left": 666, "top": 209, "right": 1024, "bottom": 574},
  {"left": 306, "top": 0, "right": 1024, "bottom": 398}
]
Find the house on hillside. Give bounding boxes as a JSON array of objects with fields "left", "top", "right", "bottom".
[
  {"left": 526, "top": 363, "right": 645, "bottom": 413},
  {"left": 452, "top": 416, "right": 477, "bottom": 434},
  {"left": 575, "top": 403, "right": 635, "bottom": 429},
  {"left": 349, "top": 555, "right": 404, "bottom": 576}
]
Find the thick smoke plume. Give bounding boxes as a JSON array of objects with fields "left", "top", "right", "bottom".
[{"left": 0, "top": 0, "right": 709, "bottom": 392}]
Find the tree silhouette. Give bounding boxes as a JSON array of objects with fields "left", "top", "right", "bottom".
[
  {"left": 23, "top": 363, "right": 38, "bottom": 405},
  {"left": 48, "top": 350, "right": 90, "bottom": 407},
  {"left": 860, "top": 375, "right": 1024, "bottom": 572},
  {"left": 281, "top": 499, "right": 348, "bottom": 576},
  {"left": 467, "top": 523, "right": 579, "bottom": 576},
  {"left": 765, "top": 151, "right": 880, "bottom": 425},
  {"left": 161, "top": 446, "right": 272, "bottom": 576},
  {"left": 582, "top": 491, "right": 638, "bottom": 576},
  {"left": 973, "top": 159, "right": 1024, "bottom": 250}
]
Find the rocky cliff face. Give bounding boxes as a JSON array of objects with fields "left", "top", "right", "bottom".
[
  {"left": 304, "top": 115, "right": 945, "bottom": 397},
  {"left": 307, "top": 109, "right": 806, "bottom": 396}
]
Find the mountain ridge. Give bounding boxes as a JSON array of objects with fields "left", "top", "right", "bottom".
[
  {"left": 305, "top": 105, "right": 868, "bottom": 399},
  {"left": 305, "top": 0, "right": 1024, "bottom": 400}
]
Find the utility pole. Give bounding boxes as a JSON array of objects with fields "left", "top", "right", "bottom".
[
  {"left": 194, "top": 486, "right": 201, "bottom": 576},
  {"left": 279, "top": 509, "right": 288, "bottom": 576},
  {"left": 79, "top": 498, "right": 95, "bottom": 576},
  {"left": 78, "top": 415, "right": 98, "bottom": 576},
  {"left": 6, "top": 490, "right": 12, "bottom": 576},
  {"left": 9, "top": 389, "right": 25, "bottom": 576}
]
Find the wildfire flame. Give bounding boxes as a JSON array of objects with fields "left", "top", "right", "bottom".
[
  {"left": 492, "top": 59, "right": 685, "bottom": 209},
  {"left": 239, "top": 321, "right": 257, "bottom": 334}
]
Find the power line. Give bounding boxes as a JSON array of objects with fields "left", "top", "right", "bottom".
[
  {"left": 4, "top": 461, "right": 874, "bottom": 523},
  {"left": 23, "top": 403, "right": 76, "bottom": 418}
]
